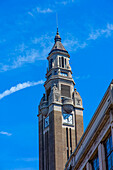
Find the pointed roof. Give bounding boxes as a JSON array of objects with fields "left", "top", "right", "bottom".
[{"left": 49, "top": 28, "right": 68, "bottom": 55}]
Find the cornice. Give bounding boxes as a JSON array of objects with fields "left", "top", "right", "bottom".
[
  {"left": 65, "top": 80, "right": 113, "bottom": 169},
  {"left": 47, "top": 50, "right": 70, "bottom": 60},
  {"left": 44, "top": 75, "right": 75, "bottom": 87}
]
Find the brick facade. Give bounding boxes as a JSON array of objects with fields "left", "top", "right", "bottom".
[{"left": 38, "top": 29, "right": 84, "bottom": 170}]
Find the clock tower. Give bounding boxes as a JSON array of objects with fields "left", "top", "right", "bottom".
[{"left": 38, "top": 28, "right": 84, "bottom": 170}]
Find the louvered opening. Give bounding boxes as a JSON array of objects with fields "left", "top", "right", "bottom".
[
  {"left": 47, "top": 87, "right": 51, "bottom": 101},
  {"left": 61, "top": 84, "right": 70, "bottom": 97}
]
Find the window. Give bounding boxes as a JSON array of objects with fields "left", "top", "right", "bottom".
[
  {"left": 60, "top": 72, "right": 68, "bottom": 76},
  {"left": 62, "top": 57, "right": 64, "bottom": 67},
  {"left": 47, "top": 87, "right": 51, "bottom": 101},
  {"left": 65, "top": 58, "right": 67, "bottom": 68},
  {"left": 70, "top": 128, "right": 72, "bottom": 154},
  {"left": 49, "top": 59, "right": 53, "bottom": 69},
  {"left": 54, "top": 71, "right": 57, "bottom": 75},
  {"left": 66, "top": 128, "right": 69, "bottom": 160},
  {"left": 61, "top": 84, "right": 70, "bottom": 98},
  {"left": 91, "top": 154, "right": 99, "bottom": 170},
  {"left": 59, "top": 57, "right": 62, "bottom": 67},
  {"left": 105, "top": 134, "right": 113, "bottom": 170}
]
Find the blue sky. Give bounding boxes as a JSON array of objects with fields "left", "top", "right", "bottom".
[{"left": 0, "top": 0, "right": 113, "bottom": 169}]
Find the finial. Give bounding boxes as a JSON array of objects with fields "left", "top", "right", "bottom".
[
  {"left": 57, "top": 27, "right": 59, "bottom": 35},
  {"left": 54, "top": 28, "right": 61, "bottom": 42}
]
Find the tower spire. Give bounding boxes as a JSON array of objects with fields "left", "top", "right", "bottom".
[
  {"left": 54, "top": 27, "right": 61, "bottom": 42},
  {"left": 49, "top": 27, "right": 68, "bottom": 55},
  {"left": 38, "top": 28, "right": 84, "bottom": 170},
  {"left": 57, "top": 27, "right": 59, "bottom": 35}
]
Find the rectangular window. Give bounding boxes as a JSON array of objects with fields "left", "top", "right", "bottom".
[
  {"left": 70, "top": 128, "right": 72, "bottom": 154},
  {"left": 59, "top": 57, "right": 62, "bottom": 67},
  {"left": 49, "top": 59, "right": 53, "bottom": 69},
  {"left": 105, "top": 134, "right": 113, "bottom": 170},
  {"left": 47, "top": 87, "right": 51, "bottom": 101},
  {"left": 62, "top": 57, "right": 64, "bottom": 68},
  {"left": 91, "top": 154, "right": 99, "bottom": 170},
  {"left": 65, "top": 58, "right": 67, "bottom": 68},
  {"left": 54, "top": 71, "right": 57, "bottom": 75},
  {"left": 66, "top": 128, "right": 69, "bottom": 160},
  {"left": 61, "top": 84, "right": 70, "bottom": 98}
]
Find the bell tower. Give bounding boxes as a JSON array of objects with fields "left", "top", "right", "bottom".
[{"left": 38, "top": 28, "right": 84, "bottom": 170}]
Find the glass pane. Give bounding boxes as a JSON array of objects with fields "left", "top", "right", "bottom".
[
  {"left": 106, "top": 139, "right": 110, "bottom": 155},
  {"left": 97, "top": 157, "right": 99, "bottom": 170},
  {"left": 110, "top": 135, "right": 112, "bottom": 151},
  {"left": 107, "top": 156, "right": 112, "bottom": 170},
  {"left": 111, "top": 151, "right": 113, "bottom": 167},
  {"left": 105, "top": 135, "right": 113, "bottom": 170},
  {"left": 92, "top": 156, "right": 99, "bottom": 170}
]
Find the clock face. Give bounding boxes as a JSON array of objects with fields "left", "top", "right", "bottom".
[
  {"left": 44, "top": 116, "right": 49, "bottom": 128},
  {"left": 63, "top": 113, "right": 73, "bottom": 125}
]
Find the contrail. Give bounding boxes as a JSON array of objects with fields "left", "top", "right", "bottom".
[{"left": 0, "top": 80, "right": 44, "bottom": 100}]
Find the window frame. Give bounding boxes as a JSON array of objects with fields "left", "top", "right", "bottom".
[
  {"left": 91, "top": 153, "right": 99, "bottom": 170},
  {"left": 104, "top": 134, "right": 113, "bottom": 170}
]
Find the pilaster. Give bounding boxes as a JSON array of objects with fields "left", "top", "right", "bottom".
[
  {"left": 75, "top": 109, "right": 84, "bottom": 144},
  {"left": 86, "top": 162, "right": 92, "bottom": 170},
  {"left": 110, "top": 109, "right": 113, "bottom": 146},
  {"left": 98, "top": 143, "right": 106, "bottom": 170},
  {"left": 38, "top": 114, "right": 44, "bottom": 170}
]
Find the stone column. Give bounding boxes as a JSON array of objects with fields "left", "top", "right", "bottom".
[
  {"left": 98, "top": 143, "right": 106, "bottom": 170},
  {"left": 86, "top": 162, "right": 92, "bottom": 170}
]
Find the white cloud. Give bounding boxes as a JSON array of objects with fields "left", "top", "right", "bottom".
[
  {"left": 0, "top": 50, "right": 46, "bottom": 72},
  {"left": 27, "top": 7, "right": 53, "bottom": 18},
  {"left": 0, "top": 34, "right": 53, "bottom": 72},
  {"left": 88, "top": 30, "right": 100, "bottom": 40},
  {"left": 16, "top": 157, "right": 38, "bottom": 162},
  {"left": 28, "top": 12, "right": 34, "bottom": 17},
  {"left": 0, "top": 131, "right": 12, "bottom": 136},
  {"left": 88, "top": 23, "right": 113, "bottom": 40},
  {"left": 3, "top": 23, "right": 113, "bottom": 73},
  {"left": 37, "top": 7, "right": 53, "bottom": 14},
  {"left": 75, "top": 75, "right": 90, "bottom": 80},
  {"left": 63, "top": 39, "right": 87, "bottom": 51},
  {"left": 0, "top": 80, "right": 44, "bottom": 100},
  {"left": 14, "top": 168, "right": 36, "bottom": 170},
  {"left": 55, "top": 0, "right": 74, "bottom": 5}
]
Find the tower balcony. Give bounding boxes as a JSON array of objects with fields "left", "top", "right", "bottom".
[{"left": 63, "top": 98, "right": 73, "bottom": 113}]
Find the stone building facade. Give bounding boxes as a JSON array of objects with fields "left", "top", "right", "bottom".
[
  {"left": 38, "top": 29, "right": 84, "bottom": 170},
  {"left": 65, "top": 80, "right": 113, "bottom": 170}
]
